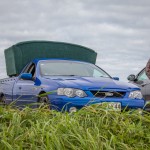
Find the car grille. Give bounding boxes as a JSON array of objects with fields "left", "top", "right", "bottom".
[{"left": 90, "top": 91, "right": 126, "bottom": 98}]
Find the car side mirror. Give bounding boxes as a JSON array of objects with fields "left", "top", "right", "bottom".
[
  {"left": 20, "top": 73, "right": 33, "bottom": 80},
  {"left": 113, "top": 77, "right": 119, "bottom": 81},
  {"left": 127, "top": 74, "right": 136, "bottom": 81}
]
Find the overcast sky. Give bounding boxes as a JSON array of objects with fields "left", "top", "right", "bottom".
[{"left": 0, "top": 0, "right": 150, "bottom": 81}]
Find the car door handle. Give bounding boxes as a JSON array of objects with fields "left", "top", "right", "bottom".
[{"left": 19, "top": 87, "right": 22, "bottom": 89}]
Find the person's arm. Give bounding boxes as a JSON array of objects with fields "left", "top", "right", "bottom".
[{"left": 146, "top": 59, "right": 150, "bottom": 79}]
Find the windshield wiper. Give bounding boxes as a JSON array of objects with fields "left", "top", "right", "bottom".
[
  {"left": 44, "top": 74, "right": 78, "bottom": 76},
  {"left": 99, "top": 76, "right": 110, "bottom": 78},
  {"left": 60, "top": 75, "right": 77, "bottom": 76}
]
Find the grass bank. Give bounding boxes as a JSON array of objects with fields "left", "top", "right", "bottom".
[{"left": 0, "top": 106, "right": 150, "bottom": 150}]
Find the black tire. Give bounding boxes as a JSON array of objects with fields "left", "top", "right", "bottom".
[
  {"left": 38, "top": 96, "right": 50, "bottom": 109},
  {"left": 0, "top": 96, "right": 6, "bottom": 106}
]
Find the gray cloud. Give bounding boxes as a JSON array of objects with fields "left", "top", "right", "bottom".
[{"left": 0, "top": 0, "right": 150, "bottom": 81}]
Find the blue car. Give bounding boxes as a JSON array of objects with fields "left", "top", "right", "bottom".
[{"left": 0, "top": 59, "right": 145, "bottom": 112}]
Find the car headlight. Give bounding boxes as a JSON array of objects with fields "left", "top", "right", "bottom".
[
  {"left": 75, "top": 90, "right": 86, "bottom": 97},
  {"left": 64, "top": 88, "right": 75, "bottom": 97},
  {"left": 129, "top": 90, "right": 143, "bottom": 99},
  {"left": 57, "top": 88, "right": 87, "bottom": 98}
]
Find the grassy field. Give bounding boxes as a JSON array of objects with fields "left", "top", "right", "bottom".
[{"left": 0, "top": 105, "right": 150, "bottom": 150}]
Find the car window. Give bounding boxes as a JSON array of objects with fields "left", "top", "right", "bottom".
[
  {"left": 23, "top": 63, "right": 36, "bottom": 77},
  {"left": 28, "top": 65, "right": 36, "bottom": 77},
  {"left": 137, "top": 69, "right": 148, "bottom": 81}
]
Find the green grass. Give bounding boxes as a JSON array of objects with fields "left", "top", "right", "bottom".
[{"left": 0, "top": 106, "right": 150, "bottom": 150}]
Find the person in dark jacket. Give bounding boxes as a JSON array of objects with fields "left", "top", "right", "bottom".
[{"left": 146, "top": 59, "right": 150, "bottom": 79}]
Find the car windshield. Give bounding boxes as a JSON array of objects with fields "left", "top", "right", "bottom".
[
  {"left": 39, "top": 60, "right": 111, "bottom": 78},
  {"left": 137, "top": 69, "right": 149, "bottom": 81}
]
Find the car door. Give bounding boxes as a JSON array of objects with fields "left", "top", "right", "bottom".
[
  {"left": 13, "top": 63, "right": 38, "bottom": 106},
  {"left": 134, "top": 68, "right": 150, "bottom": 100},
  {"left": 1, "top": 77, "right": 16, "bottom": 104},
  {"left": 144, "top": 79, "right": 150, "bottom": 101}
]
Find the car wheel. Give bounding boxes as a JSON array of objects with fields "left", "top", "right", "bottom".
[{"left": 38, "top": 96, "right": 50, "bottom": 109}]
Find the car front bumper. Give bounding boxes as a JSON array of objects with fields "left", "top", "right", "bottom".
[{"left": 49, "top": 96, "right": 145, "bottom": 111}]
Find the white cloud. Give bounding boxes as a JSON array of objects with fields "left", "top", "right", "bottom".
[{"left": 0, "top": 0, "right": 150, "bottom": 81}]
